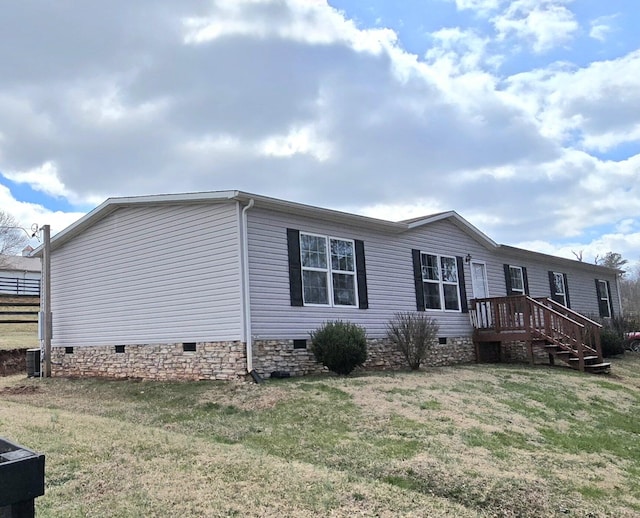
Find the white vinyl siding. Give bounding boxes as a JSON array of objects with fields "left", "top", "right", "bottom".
[
  {"left": 50, "top": 203, "right": 242, "bottom": 346},
  {"left": 247, "top": 208, "right": 477, "bottom": 339},
  {"left": 495, "top": 254, "right": 620, "bottom": 318}
]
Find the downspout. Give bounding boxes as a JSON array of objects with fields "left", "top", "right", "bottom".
[{"left": 241, "top": 199, "right": 256, "bottom": 376}]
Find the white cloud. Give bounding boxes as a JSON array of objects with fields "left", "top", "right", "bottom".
[
  {"left": 589, "top": 14, "right": 618, "bottom": 42},
  {"left": 506, "top": 50, "right": 640, "bottom": 152},
  {"left": 0, "top": 0, "right": 637, "bottom": 260},
  {"left": 492, "top": 0, "right": 578, "bottom": 53},
  {"left": 0, "top": 184, "right": 85, "bottom": 240}
]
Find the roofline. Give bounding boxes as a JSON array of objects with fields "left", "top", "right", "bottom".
[
  {"left": 406, "top": 211, "right": 498, "bottom": 249},
  {"left": 498, "top": 244, "right": 621, "bottom": 274},
  {"left": 31, "top": 190, "right": 621, "bottom": 277},
  {"left": 33, "top": 190, "right": 405, "bottom": 255}
]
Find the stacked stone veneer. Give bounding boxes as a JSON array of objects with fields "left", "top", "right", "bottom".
[
  {"left": 52, "top": 337, "right": 477, "bottom": 380},
  {"left": 501, "top": 341, "right": 551, "bottom": 364},
  {"left": 51, "top": 342, "right": 246, "bottom": 380},
  {"left": 253, "top": 337, "right": 476, "bottom": 376}
]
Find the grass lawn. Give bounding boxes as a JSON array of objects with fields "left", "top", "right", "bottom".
[
  {"left": 0, "top": 322, "right": 38, "bottom": 350},
  {"left": 1, "top": 356, "right": 640, "bottom": 517}
]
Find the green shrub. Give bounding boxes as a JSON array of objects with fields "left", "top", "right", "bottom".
[
  {"left": 310, "top": 321, "right": 367, "bottom": 375},
  {"left": 386, "top": 312, "right": 439, "bottom": 370},
  {"left": 600, "top": 327, "right": 625, "bottom": 357}
]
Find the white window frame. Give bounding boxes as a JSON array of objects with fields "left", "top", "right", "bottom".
[
  {"left": 300, "top": 232, "right": 358, "bottom": 308},
  {"left": 552, "top": 272, "right": 567, "bottom": 306},
  {"left": 598, "top": 279, "right": 611, "bottom": 318},
  {"left": 421, "top": 253, "right": 461, "bottom": 312},
  {"left": 509, "top": 265, "right": 525, "bottom": 295}
]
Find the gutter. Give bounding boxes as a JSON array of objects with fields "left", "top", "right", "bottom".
[{"left": 240, "top": 199, "right": 257, "bottom": 378}]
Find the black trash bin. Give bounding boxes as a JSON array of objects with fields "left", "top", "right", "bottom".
[{"left": 0, "top": 437, "right": 45, "bottom": 518}]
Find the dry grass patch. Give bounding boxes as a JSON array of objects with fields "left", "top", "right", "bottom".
[
  {"left": 2, "top": 357, "right": 640, "bottom": 516},
  {"left": 0, "top": 322, "right": 38, "bottom": 350}
]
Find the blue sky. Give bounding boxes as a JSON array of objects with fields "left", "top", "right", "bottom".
[{"left": 0, "top": 0, "right": 639, "bottom": 267}]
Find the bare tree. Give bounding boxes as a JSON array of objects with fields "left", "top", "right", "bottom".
[
  {"left": 571, "top": 250, "right": 583, "bottom": 262},
  {"left": 620, "top": 261, "right": 640, "bottom": 319},
  {"left": 0, "top": 210, "right": 29, "bottom": 259}
]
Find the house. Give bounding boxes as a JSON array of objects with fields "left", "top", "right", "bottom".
[
  {"left": 0, "top": 254, "right": 41, "bottom": 296},
  {"left": 35, "top": 191, "right": 621, "bottom": 380}
]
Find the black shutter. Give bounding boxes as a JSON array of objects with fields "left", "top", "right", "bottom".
[
  {"left": 287, "top": 229, "right": 303, "bottom": 306},
  {"left": 504, "top": 264, "right": 513, "bottom": 295},
  {"left": 354, "top": 240, "right": 368, "bottom": 309},
  {"left": 412, "top": 249, "right": 425, "bottom": 311},
  {"left": 522, "top": 267, "right": 529, "bottom": 295},
  {"left": 456, "top": 256, "right": 468, "bottom": 313},
  {"left": 563, "top": 273, "right": 571, "bottom": 308},
  {"left": 548, "top": 271, "right": 559, "bottom": 303}
]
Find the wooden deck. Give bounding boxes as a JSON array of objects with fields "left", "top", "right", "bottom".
[{"left": 470, "top": 295, "right": 609, "bottom": 373}]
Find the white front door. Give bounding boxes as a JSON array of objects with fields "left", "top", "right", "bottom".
[
  {"left": 471, "top": 261, "right": 491, "bottom": 327},
  {"left": 470, "top": 261, "right": 489, "bottom": 299}
]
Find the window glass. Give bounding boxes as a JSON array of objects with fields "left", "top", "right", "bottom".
[
  {"left": 300, "top": 234, "right": 327, "bottom": 268},
  {"left": 424, "top": 282, "right": 442, "bottom": 310},
  {"left": 441, "top": 257, "right": 458, "bottom": 283},
  {"left": 330, "top": 239, "right": 354, "bottom": 272},
  {"left": 421, "top": 254, "right": 439, "bottom": 281},
  {"left": 443, "top": 284, "right": 460, "bottom": 310},
  {"left": 332, "top": 273, "right": 356, "bottom": 306},
  {"left": 303, "top": 270, "right": 328, "bottom": 305}
]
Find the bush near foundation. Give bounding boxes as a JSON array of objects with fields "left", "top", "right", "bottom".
[
  {"left": 310, "top": 321, "right": 367, "bottom": 375},
  {"left": 387, "top": 312, "right": 439, "bottom": 370}
]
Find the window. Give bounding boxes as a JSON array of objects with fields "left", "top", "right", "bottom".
[
  {"left": 420, "top": 253, "right": 461, "bottom": 311},
  {"left": 300, "top": 233, "right": 357, "bottom": 307},
  {"left": 509, "top": 266, "right": 525, "bottom": 295},
  {"left": 596, "top": 279, "right": 612, "bottom": 318},
  {"left": 549, "top": 271, "right": 569, "bottom": 307},
  {"left": 504, "top": 264, "right": 528, "bottom": 296}
]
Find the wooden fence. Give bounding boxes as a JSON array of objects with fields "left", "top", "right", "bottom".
[{"left": 0, "top": 295, "right": 40, "bottom": 324}]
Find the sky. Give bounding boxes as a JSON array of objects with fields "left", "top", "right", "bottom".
[{"left": 0, "top": 0, "right": 639, "bottom": 267}]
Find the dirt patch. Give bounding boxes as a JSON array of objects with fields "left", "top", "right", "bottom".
[
  {"left": 0, "top": 348, "right": 27, "bottom": 376},
  {"left": 0, "top": 384, "right": 40, "bottom": 394}
]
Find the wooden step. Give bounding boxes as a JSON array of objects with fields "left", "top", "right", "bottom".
[{"left": 568, "top": 356, "right": 598, "bottom": 362}]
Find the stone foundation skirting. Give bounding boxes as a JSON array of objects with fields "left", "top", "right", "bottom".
[
  {"left": 252, "top": 337, "right": 476, "bottom": 377},
  {"left": 52, "top": 336, "right": 477, "bottom": 381},
  {"left": 51, "top": 342, "right": 247, "bottom": 381}
]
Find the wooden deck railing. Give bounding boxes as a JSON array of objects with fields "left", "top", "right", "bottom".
[{"left": 470, "top": 295, "right": 604, "bottom": 371}]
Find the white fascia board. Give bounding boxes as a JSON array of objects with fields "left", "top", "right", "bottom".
[{"left": 406, "top": 211, "right": 498, "bottom": 250}]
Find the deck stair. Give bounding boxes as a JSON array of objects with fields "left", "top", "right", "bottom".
[{"left": 470, "top": 295, "right": 610, "bottom": 373}]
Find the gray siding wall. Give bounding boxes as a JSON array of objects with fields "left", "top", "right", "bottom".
[
  {"left": 496, "top": 252, "right": 621, "bottom": 318},
  {"left": 247, "top": 209, "right": 484, "bottom": 339},
  {"left": 247, "top": 208, "right": 622, "bottom": 341},
  {"left": 51, "top": 202, "right": 242, "bottom": 346}
]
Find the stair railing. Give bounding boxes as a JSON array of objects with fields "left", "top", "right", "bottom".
[{"left": 534, "top": 298, "right": 603, "bottom": 362}]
